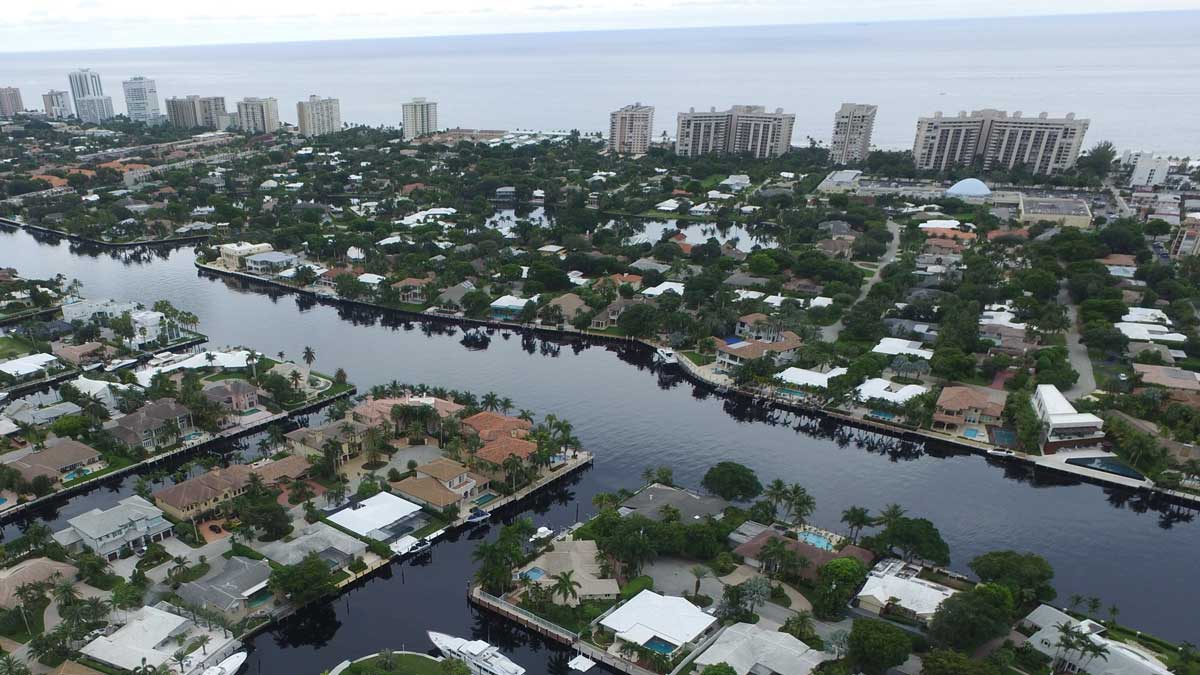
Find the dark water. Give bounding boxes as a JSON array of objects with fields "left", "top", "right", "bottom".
[{"left": 1, "top": 228, "right": 1198, "bottom": 665}]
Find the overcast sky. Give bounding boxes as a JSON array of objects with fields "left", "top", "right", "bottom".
[{"left": 5, "top": 0, "right": 1199, "bottom": 53}]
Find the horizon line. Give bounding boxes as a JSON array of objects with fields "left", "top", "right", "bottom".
[{"left": 1, "top": 7, "right": 1195, "bottom": 56}]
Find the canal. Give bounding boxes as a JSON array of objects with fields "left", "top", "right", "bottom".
[{"left": 1, "top": 227, "right": 1197, "bottom": 668}]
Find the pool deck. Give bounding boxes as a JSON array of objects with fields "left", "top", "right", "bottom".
[{"left": 1032, "top": 449, "right": 1155, "bottom": 489}]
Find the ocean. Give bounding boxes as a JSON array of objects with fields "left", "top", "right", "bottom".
[{"left": 2, "top": 11, "right": 1199, "bottom": 155}]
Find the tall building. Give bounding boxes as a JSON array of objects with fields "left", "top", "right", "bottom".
[
  {"left": 42, "top": 90, "right": 71, "bottom": 119},
  {"left": 912, "top": 109, "right": 1089, "bottom": 174},
  {"left": 165, "top": 96, "right": 201, "bottom": 128},
  {"left": 297, "top": 95, "right": 341, "bottom": 137},
  {"left": 675, "top": 105, "right": 794, "bottom": 159},
  {"left": 121, "top": 76, "right": 161, "bottom": 124},
  {"left": 1129, "top": 152, "right": 1171, "bottom": 188},
  {"left": 0, "top": 87, "right": 23, "bottom": 117},
  {"left": 830, "top": 103, "right": 877, "bottom": 165},
  {"left": 75, "top": 95, "right": 115, "bottom": 124},
  {"left": 197, "top": 97, "right": 227, "bottom": 129},
  {"left": 67, "top": 69, "right": 105, "bottom": 115},
  {"left": 401, "top": 97, "right": 438, "bottom": 140},
  {"left": 236, "top": 97, "right": 280, "bottom": 134},
  {"left": 608, "top": 103, "right": 654, "bottom": 155}
]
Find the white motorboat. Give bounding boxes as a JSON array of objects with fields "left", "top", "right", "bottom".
[
  {"left": 407, "top": 537, "right": 431, "bottom": 555},
  {"left": 654, "top": 346, "right": 678, "bottom": 365},
  {"left": 202, "top": 652, "right": 247, "bottom": 675},
  {"left": 428, "top": 631, "right": 525, "bottom": 675},
  {"left": 465, "top": 508, "right": 490, "bottom": 524},
  {"left": 986, "top": 449, "right": 1017, "bottom": 458}
]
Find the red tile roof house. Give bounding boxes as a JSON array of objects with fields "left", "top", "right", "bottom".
[
  {"left": 734, "top": 531, "right": 874, "bottom": 581},
  {"left": 715, "top": 331, "right": 803, "bottom": 371},
  {"left": 394, "top": 457, "right": 489, "bottom": 509},
  {"left": 461, "top": 412, "right": 532, "bottom": 442},
  {"left": 390, "top": 277, "right": 433, "bottom": 304},
  {"left": 476, "top": 437, "right": 539, "bottom": 482},
  {"left": 932, "top": 386, "right": 1006, "bottom": 433},
  {"left": 8, "top": 439, "right": 104, "bottom": 485}
]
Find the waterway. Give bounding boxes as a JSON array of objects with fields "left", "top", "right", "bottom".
[{"left": 1, "top": 227, "right": 1197, "bottom": 668}]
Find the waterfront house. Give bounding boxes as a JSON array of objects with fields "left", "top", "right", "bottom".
[
  {"left": 53, "top": 495, "right": 173, "bottom": 561},
  {"left": 519, "top": 539, "right": 618, "bottom": 606},
  {"left": 120, "top": 310, "right": 180, "bottom": 348},
  {"left": 60, "top": 298, "right": 139, "bottom": 324},
  {"left": 735, "top": 531, "right": 874, "bottom": 582},
  {"left": 932, "top": 385, "right": 1006, "bottom": 435},
  {"left": 735, "top": 313, "right": 779, "bottom": 342},
  {"left": 257, "top": 521, "right": 366, "bottom": 569},
  {"left": 202, "top": 379, "right": 261, "bottom": 416},
  {"left": 243, "top": 251, "right": 298, "bottom": 275},
  {"left": 285, "top": 418, "right": 367, "bottom": 465},
  {"left": 110, "top": 398, "right": 193, "bottom": 451},
  {"left": 217, "top": 242, "right": 273, "bottom": 270},
  {"left": 693, "top": 622, "right": 829, "bottom": 675},
  {"left": 80, "top": 605, "right": 212, "bottom": 673},
  {"left": 590, "top": 298, "right": 637, "bottom": 330},
  {"left": 328, "top": 492, "right": 423, "bottom": 542},
  {"left": 618, "top": 483, "right": 728, "bottom": 522},
  {"left": 394, "top": 457, "right": 488, "bottom": 509},
  {"left": 436, "top": 281, "right": 476, "bottom": 309},
  {"left": 476, "top": 437, "right": 538, "bottom": 472},
  {"left": 351, "top": 395, "right": 464, "bottom": 429},
  {"left": 391, "top": 277, "right": 433, "bottom": 304},
  {"left": 715, "top": 331, "right": 803, "bottom": 371},
  {"left": 0, "top": 353, "right": 59, "bottom": 383},
  {"left": 599, "top": 590, "right": 718, "bottom": 657},
  {"left": 462, "top": 412, "right": 531, "bottom": 442},
  {"left": 178, "top": 557, "right": 273, "bottom": 620},
  {"left": 1023, "top": 605, "right": 1172, "bottom": 675},
  {"left": 1033, "top": 384, "right": 1105, "bottom": 453},
  {"left": 855, "top": 559, "right": 956, "bottom": 625},
  {"left": 52, "top": 341, "right": 109, "bottom": 366},
  {"left": 490, "top": 294, "right": 537, "bottom": 320},
  {"left": 547, "top": 293, "right": 587, "bottom": 323},
  {"left": 6, "top": 438, "right": 104, "bottom": 485}
]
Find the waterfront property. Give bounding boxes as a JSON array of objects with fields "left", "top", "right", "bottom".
[
  {"left": 734, "top": 530, "right": 873, "bottom": 582},
  {"left": 5, "top": 438, "right": 104, "bottom": 485},
  {"left": 177, "top": 556, "right": 274, "bottom": 620},
  {"left": 394, "top": 457, "right": 488, "bottom": 511},
  {"left": 1023, "top": 605, "right": 1172, "bottom": 675},
  {"left": 256, "top": 521, "right": 367, "bottom": 569},
  {"left": 109, "top": 397, "right": 194, "bottom": 451},
  {"left": 518, "top": 539, "right": 618, "bottom": 607},
  {"left": 693, "top": 622, "right": 829, "bottom": 675},
  {"left": 80, "top": 603, "right": 238, "bottom": 674},
  {"left": 598, "top": 589, "right": 718, "bottom": 657},
  {"left": 327, "top": 492, "right": 425, "bottom": 542},
  {"left": 286, "top": 417, "right": 367, "bottom": 465},
  {"left": 617, "top": 482, "right": 728, "bottom": 522},
  {"left": 932, "top": 385, "right": 1007, "bottom": 437},
  {"left": 1033, "top": 384, "right": 1105, "bottom": 453},
  {"left": 152, "top": 456, "right": 310, "bottom": 520},
  {"left": 854, "top": 559, "right": 957, "bottom": 625},
  {"left": 461, "top": 411, "right": 532, "bottom": 442},
  {"left": 53, "top": 495, "right": 173, "bottom": 561},
  {"left": 715, "top": 331, "right": 803, "bottom": 371}
]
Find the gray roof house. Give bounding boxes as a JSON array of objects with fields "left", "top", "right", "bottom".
[
  {"left": 178, "top": 557, "right": 273, "bottom": 618},
  {"left": 256, "top": 521, "right": 366, "bottom": 569},
  {"left": 53, "top": 496, "right": 173, "bottom": 561},
  {"left": 724, "top": 272, "right": 771, "bottom": 289},
  {"left": 618, "top": 483, "right": 729, "bottom": 523},
  {"left": 630, "top": 258, "right": 671, "bottom": 274},
  {"left": 109, "top": 398, "right": 193, "bottom": 451},
  {"left": 437, "top": 281, "right": 476, "bottom": 307}
]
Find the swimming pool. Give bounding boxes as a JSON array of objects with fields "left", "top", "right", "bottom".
[
  {"left": 181, "top": 432, "right": 203, "bottom": 442},
  {"left": 643, "top": 636, "right": 677, "bottom": 655},
  {"left": 1066, "top": 456, "right": 1146, "bottom": 481},
  {"left": 963, "top": 429, "right": 981, "bottom": 439},
  {"left": 63, "top": 469, "right": 90, "bottom": 481},
  {"left": 870, "top": 410, "right": 895, "bottom": 421},
  {"left": 798, "top": 531, "right": 834, "bottom": 551},
  {"left": 522, "top": 567, "right": 546, "bottom": 581},
  {"left": 474, "top": 493, "right": 498, "bottom": 506}
]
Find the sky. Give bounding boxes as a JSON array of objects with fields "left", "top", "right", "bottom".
[{"left": 5, "top": 0, "right": 1200, "bottom": 53}]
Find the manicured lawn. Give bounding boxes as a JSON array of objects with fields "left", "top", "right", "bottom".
[
  {"left": 521, "top": 597, "right": 614, "bottom": 634},
  {"left": 0, "top": 335, "right": 33, "bottom": 359},
  {"left": 344, "top": 653, "right": 445, "bottom": 674},
  {"left": 1, "top": 597, "right": 49, "bottom": 643},
  {"left": 60, "top": 456, "right": 134, "bottom": 488},
  {"left": 620, "top": 575, "right": 653, "bottom": 600},
  {"left": 172, "top": 561, "right": 211, "bottom": 583},
  {"left": 681, "top": 350, "right": 714, "bottom": 366},
  {"left": 412, "top": 515, "right": 449, "bottom": 538}
]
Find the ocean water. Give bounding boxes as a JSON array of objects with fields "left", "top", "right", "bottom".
[{"left": 2, "top": 11, "right": 1199, "bottom": 154}]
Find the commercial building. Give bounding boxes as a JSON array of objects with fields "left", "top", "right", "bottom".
[
  {"left": 608, "top": 102, "right": 654, "bottom": 154},
  {"left": 402, "top": 97, "right": 438, "bottom": 139},
  {"left": 121, "top": 76, "right": 161, "bottom": 124},
  {"left": 830, "top": 102, "right": 877, "bottom": 164},
  {"left": 236, "top": 96, "right": 280, "bottom": 133},
  {"left": 1018, "top": 195, "right": 1093, "bottom": 228},
  {"left": 67, "top": 68, "right": 105, "bottom": 114},
  {"left": 1033, "top": 384, "right": 1105, "bottom": 453},
  {"left": 76, "top": 95, "right": 115, "bottom": 124},
  {"left": 297, "top": 94, "right": 341, "bottom": 137},
  {"left": 676, "top": 105, "right": 794, "bottom": 159},
  {"left": 1129, "top": 152, "right": 1171, "bottom": 188},
  {"left": 0, "top": 87, "right": 22, "bottom": 117},
  {"left": 41, "top": 89, "right": 71, "bottom": 119},
  {"left": 912, "top": 109, "right": 1089, "bottom": 174}
]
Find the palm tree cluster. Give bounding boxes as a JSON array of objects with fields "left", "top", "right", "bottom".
[
  {"left": 472, "top": 518, "right": 536, "bottom": 595},
  {"left": 763, "top": 479, "right": 816, "bottom": 525},
  {"left": 1050, "top": 621, "right": 1110, "bottom": 674}
]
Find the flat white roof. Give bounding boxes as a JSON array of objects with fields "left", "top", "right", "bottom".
[
  {"left": 1035, "top": 384, "right": 1076, "bottom": 416},
  {"left": 80, "top": 605, "right": 189, "bottom": 671},
  {"left": 872, "top": 338, "right": 933, "bottom": 360},
  {"left": 600, "top": 590, "right": 716, "bottom": 649},
  {"left": 1122, "top": 307, "right": 1171, "bottom": 325},
  {"left": 328, "top": 492, "right": 421, "bottom": 537},
  {"left": 642, "top": 282, "right": 685, "bottom": 297},
  {"left": 0, "top": 353, "right": 57, "bottom": 377},
  {"left": 777, "top": 367, "right": 847, "bottom": 390},
  {"left": 1115, "top": 322, "right": 1187, "bottom": 343},
  {"left": 857, "top": 378, "right": 928, "bottom": 404},
  {"left": 134, "top": 349, "right": 253, "bottom": 387}
]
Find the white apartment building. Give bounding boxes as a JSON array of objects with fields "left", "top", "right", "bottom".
[
  {"left": 830, "top": 102, "right": 877, "bottom": 164},
  {"left": 68, "top": 69, "right": 105, "bottom": 114},
  {"left": 1129, "top": 152, "right": 1171, "bottom": 188},
  {"left": 76, "top": 95, "right": 115, "bottom": 124},
  {"left": 0, "top": 87, "right": 23, "bottom": 118},
  {"left": 402, "top": 97, "right": 438, "bottom": 140},
  {"left": 676, "top": 105, "right": 794, "bottom": 159},
  {"left": 608, "top": 102, "right": 654, "bottom": 154},
  {"left": 197, "top": 96, "right": 227, "bottom": 129},
  {"left": 121, "top": 76, "right": 161, "bottom": 124},
  {"left": 42, "top": 90, "right": 71, "bottom": 119},
  {"left": 297, "top": 95, "right": 342, "bottom": 137},
  {"left": 236, "top": 97, "right": 280, "bottom": 134},
  {"left": 166, "top": 95, "right": 227, "bottom": 129},
  {"left": 913, "top": 109, "right": 1089, "bottom": 174}
]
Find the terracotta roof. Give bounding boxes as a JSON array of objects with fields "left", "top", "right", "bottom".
[
  {"left": 462, "top": 412, "right": 532, "bottom": 442},
  {"left": 391, "top": 277, "right": 431, "bottom": 289},
  {"left": 477, "top": 436, "right": 537, "bottom": 466},
  {"left": 936, "top": 386, "right": 1005, "bottom": 417},
  {"left": 717, "top": 331, "right": 803, "bottom": 359},
  {"left": 734, "top": 531, "right": 874, "bottom": 581},
  {"left": 922, "top": 228, "right": 975, "bottom": 241},
  {"left": 153, "top": 465, "right": 252, "bottom": 512},
  {"left": 418, "top": 457, "right": 469, "bottom": 482},
  {"left": 394, "top": 475, "right": 459, "bottom": 507},
  {"left": 251, "top": 455, "right": 311, "bottom": 483}
]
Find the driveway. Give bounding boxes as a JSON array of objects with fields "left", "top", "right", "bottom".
[
  {"left": 1059, "top": 287, "right": 1097, "bottom": 398},
  {"left": 823, "top": 219, "right": 902, "bottom": 342},
  {"left": 643, "top": 557, "right": 724, "bottom": 599}
]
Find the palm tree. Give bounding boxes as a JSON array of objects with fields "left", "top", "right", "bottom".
[
  {"left": 246, "top": 351, "right": 259, "bottom": 380},
  {"left": 549, "top": 570, "right": 581, "bottom": 604},
  {"left": 840, "top": 506, "right": 872, "bottom": 544},
  {"left": 517, "top": 409, "right": 535, "bottom": 423},
  {"left": 194, "top": 633, "right": 212, "bottom": 655},
  {"left": 1086, "top": 596, "right": 1102, "bottom": 618},
  {"left": 759, "top": 537, "right": 791, "bottom": 578},
  {"left": 592, "top": 492, "right": 619, "bottom": 512},
  {"left": 0, "top": 653, "right": 31, "bottom": 675},
  {"left": 876, "top": 503, "right": 906, "bottom": 531},
  {"left": 302, "top": 346, "right": 316, "bottom": 367},
  {"left": 503, "top": 454, "right": 525, "bottom": 490},
  {"left": 1069, "top": 593, "right": 1084, "bottom": 612},
  {"left": 784, "top": 484, "right": 816, "bottom": 525},
  {"left": 481, "top": 392, "right": 500, "bottom": 412},
  {"left": 1106, "top": 604, "right": 1120, "bottom": 626},
  {"left": 764, "top": 479, "right": 788, "bottom": 521},
  {"left": 289, "top": 369, "right": 303, "bottom": 392},
  {"left": 52, "top": 578, "right": 80, "bottom": 608},
  {"left": 171, "top": 648, "right": 190, "bottom": 674},
  {"left": 689, "top": 565, "right": 710, "bottom": 596},
  {"left": 499, "top": 397, "right": 514, "bottom": 415}
]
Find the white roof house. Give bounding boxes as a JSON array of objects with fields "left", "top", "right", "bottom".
[
  {"left": 600, "top": 590, "right": 717, "bottom": 655},
  {"left": 346, "top": 246, "right": 366, "bottom": 261},
  {"left": 856, "top": 560, "right": 957, "bottom": 622},
  {"left": 134, "top": 349, "right": 254, "bottom": 387},
  {"left": 0, "top": 354, "right": 57, "bottom": 378},
  {"left": 856, "top": 378, "right": 928, "bottom": 404},
  {"left": 1115, "top": 322, "right": 1187, "bottom": 343},
  {"left": 918, "top": 219, "right": 963, "bottom": 230},
  {"left": 778, "top": 367, "right": 848, "bottom": 390},
  {"left": 490, "top": 295, "right": 538, "bottom": 311},
  {"left": 872, "top": 338, "right": 934, "bottom": 360},
  {"left": 1025, "top": 609, "right": 1172, "bottom": 675},
  {"left": 980, "top": 307, "right": 1026, "bottom": 330},
  {"left": 357, "top": 273, "right": 386, "bottom": 286},
  {"left": 720, "top": 174, "right": 752, "bottom": 191},
  {"left": 655, "top": 198, "right": 681, "bottom": 211},
  {"left": 327, "top": 492, "right": 421, "bottom": 539},
  {"left": 80, "top": 605, "right": 191, "bottom": 671},
  {"left": 642, "top": 282, "right": 685, "bottom": 297},
  {"left": 1122, "top": 307, "right": 1171, "bottom": 325},
  {"left": 694, "top": 622, "right": 829, "bottom": 675},
  {"left": 1033, "top": 385, "right": 1104, "bottom": 438}
]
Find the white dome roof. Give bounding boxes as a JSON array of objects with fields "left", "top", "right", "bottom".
[{"left": 946, "top": 178, "right": 991, "bottom": 198}]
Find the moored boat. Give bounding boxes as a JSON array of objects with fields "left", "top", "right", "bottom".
[
  {"left": 202, "top": 652, "right": 247, "bottom": 675},
  {"left": 428, "top": 631, "right": 525, "bottom": 675}
]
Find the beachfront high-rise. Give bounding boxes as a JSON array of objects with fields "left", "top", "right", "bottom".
[
  {"left": 76, "top": 95, "right": 115, "bottom": 124},
  {"left": 121, "top": 76, "right": 161, "bottom": 124},
  {"left": 0, "top": 87, "right": 23, "bottom": 118},
  {"left": 236, "top": 97, "right": 280, "bottom": 134},
  {"left": 167, "top": 95, "right": 227, "bottom": 129},
  {"left": 42, "top": 90, "right": 71, "bottom": 119},
  {"left": 912, "top": 109, "right": 1089, "bottom": 174},
  {"left": 401, "top": 97, "right": 438, "bottom": 140},
  {"left": 197, "top": 96, "right": 227, "bottom": 129},
  {"left": 830, "top": 102, "right": 877, "bottom": 165},
  {"left": 608, "top": 103, "right": 654, "bottom": 155},
  {"left": 67, "top": 68, "right": 105, "bottom": 114},
  {"left": 297, "top": 95, "right": 342, "bottom": 137},
  {"left": 675, "top": 105, "right": 794, "bottom": 159}
]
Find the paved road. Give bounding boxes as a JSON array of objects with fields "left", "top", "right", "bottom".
[
  {"left": 1059, "top": 287, "right": 1098, "bottom": 398},
  {"left": 822, "top": 219, "right": 903, "bottom": 342}
]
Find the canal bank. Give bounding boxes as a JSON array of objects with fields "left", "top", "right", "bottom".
[{"left": 2, "top": 226, "right": 1198, "bottom": 651}]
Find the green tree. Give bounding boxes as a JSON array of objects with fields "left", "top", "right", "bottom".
[
  {"left": 700, "top": 665, "right": 738, "bottom": 675},
  {"left": 813, "top": 557, "right": 868, "bottom": 620},
  {"left": 880, "top": 517, "right": 950, "bottom": 566},
  {"left": 617, "top": 303, "right": 660, "bottom": 338},
  {"left": 968, "top": 550, "right": 1057, "bottom": 606},
  {"left": 921, "top": 649, "right": 1000, "bottom": 675},
  {"left": 927, "top": 585, "right": 1014, "bottom": 651},
  {"left": 701, "top": 461, "right": 762, "bottom": 501},
  {"left": 269, "top": 552, "right": 336, "bottom": 605},
  {"left": 848, "top": 618, "right": 912, "bottom": 675}
]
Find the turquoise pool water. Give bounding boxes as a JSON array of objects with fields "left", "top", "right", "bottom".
[
  {"left": 0, "top": 498, "right": 7, "bottom": 506},
  {"left": 643, "top": 637, "right": 677, "bottom": 654},
  {"left": 474, "top": 493, "right": 498, "bottom": 506},
  {"left": 871, "top": 410, "right": 896, "bottom": 420},
  {"left": 799, "top": 531, "right": 834, "bottom": 550},
  {"left": 1066, "top": 457, "right": 1146, "bottom": 481},
  {"left": 523, "top": 567, "right": 546, "bottom": 581},
  {"left": 963, "top": 429, "right": 980, "bottom": 439},
  {"left": 181, "top": 432, "right": 202, "bottom": 442},
  {"left": 63, "top": 468, "right": 92, "bottom": 481}
]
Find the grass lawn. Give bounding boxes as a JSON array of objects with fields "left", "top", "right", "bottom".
[
  {"left": 412, "top": 515, "right": 449, "bottom": 538},
  {"left": 521, "top": 598, "right": 615, "bottom": 634},
  {"left": 0, "top": 335, "right": 33, "bottom": 359},
  {"left": 681, "top": 350, "right": 714, "bottom": 366},
  {"left": 60, "top": 456, "right": 134, "bottom": 489},
  {"left": 344, "top": 653, "right": 445, "bottom": 674},
  {"left": 1, "top": 597, "right": 49, "bottom": 643},
  {"left": 172, "top": 561, "right": 211, "bottom": 583},
  {"left": 620, "top": 575, "right": 654, "bottom": 600},
  {"left": 588, "top": 326, "right": 627, "bottom": 338}
]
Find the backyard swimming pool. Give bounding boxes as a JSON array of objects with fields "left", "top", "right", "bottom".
[
  {"left": 643, "top": 637, "right": 677, "bottom": 655},
  {"left": 1066, "top": 456, "right": 1147, "bottom": 481},
  {"left": 473, "top": 493, "right": 498, "bottom": 506},
  {"left": 522, "top": 567, "right": 546, "bottom": 581},
  {"left": 798, "top": 531, "right": 834, "bottom": 550},
  {"left": 963, "top": 429, "right": 981, "bottom": 439},
  {"left": 63, "top": 469, "right": 91, "bottom": 481}
]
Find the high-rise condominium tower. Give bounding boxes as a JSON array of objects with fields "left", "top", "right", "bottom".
[
  {"left": 122, "top": 76, "right": 161, "bottom": 124},
  {"left": 297, "top": 95, "right": 341, "bottom": 137},
  {"left": 76, "top": 95, "right": 114, "bottom": 124},
  {"left": 67, "top": 69, "right": 104, "bottom": 114},
  {"left": 830, "top": 103, "right": 877, "bottom": 165},
  {"left": 236, "top": 97, "right": 280, "bottom": 134},
  {"left": 0, "top": 88, "right": 23, "bottom": 117},
  {"left": 676, "top": 105, "right": 794, "bottom": 159},
  {"left": 42, "top": 90, "right": 71, "bottom": 119},
  {"left": 608, "top": 103, "right": 654, "bottom": 154},
  {"left": 401, "top": 98, "right": 438, "bottom": 140},
  {"left": 912, "top": 109, "right": 1089, "bottom": 174}
]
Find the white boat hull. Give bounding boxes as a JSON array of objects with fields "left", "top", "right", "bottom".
[{"left": 202, "top": 652, "right": 247, "bottom": 675}]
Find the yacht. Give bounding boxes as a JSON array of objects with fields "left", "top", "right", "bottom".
[
  {"left": 202, "top": 652, "right": 247, "bottom": 675},
  {"left": 465, "top": 508, "right": 490, "bottom": 524},
  {"left": 428, "top": 631, "right": 525, "bottom": 675},
  {"left": 986, "top": 448, "right": 1017, "bottom": 458},
  {"left": 654, "top": 346, "right": 677, "bottom": 365}
]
